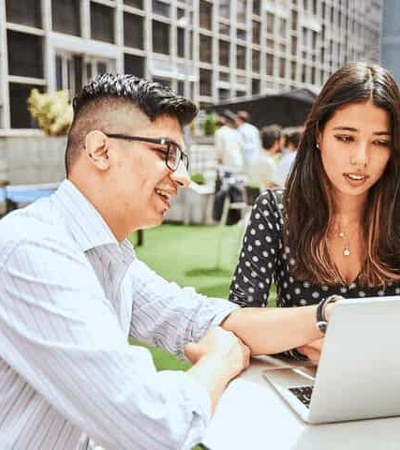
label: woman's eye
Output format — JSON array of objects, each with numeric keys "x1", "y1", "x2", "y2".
[
  {"x1": 374, "y1": 140, "x2": 390, "y2": 147},
  {"x1": 335, "y1": 135, "x2": 353, "y2": 143}
]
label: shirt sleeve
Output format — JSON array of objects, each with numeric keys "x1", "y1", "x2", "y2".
[
  {"x1": 127, "y1": 258, "x2": 239, "y2": 359},
  {"x1": 229, "y1": 191, "x2": 282, "y2": 307},
  {"x1": 0, "y1": 235, "x2": 230, "y2": 450}
]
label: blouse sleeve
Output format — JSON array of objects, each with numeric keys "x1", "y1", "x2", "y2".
[{"x1": 229, "y1": 190, "x2": 283, "y2": 307}]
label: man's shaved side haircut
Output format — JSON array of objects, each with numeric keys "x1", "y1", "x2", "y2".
[{"x1": 65, "y1": 73, "x2": 198, "y2": 175}]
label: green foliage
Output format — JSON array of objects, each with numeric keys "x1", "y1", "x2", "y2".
[
  {"x1": 190, "y1": 172, "x2": 206, "y2": 185},
  {"x1": 203, "y1": 113, "x2": 216, "y2": 136},
  {"x1": 27, "y1": 89, "x2": 73, "y2": 136}
]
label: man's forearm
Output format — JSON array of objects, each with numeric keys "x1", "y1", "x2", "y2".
[{"x1": 221, "y1": 305, "x2": 323, "y2": 355}]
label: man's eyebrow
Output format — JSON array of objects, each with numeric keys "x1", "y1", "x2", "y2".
[{"x1": 332, "y1": 126, "x2": 391, "y2": 136}]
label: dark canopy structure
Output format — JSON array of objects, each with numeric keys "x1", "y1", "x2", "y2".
[{"x1": 213, "y1": 88, "x2": 317, "y2": 129}]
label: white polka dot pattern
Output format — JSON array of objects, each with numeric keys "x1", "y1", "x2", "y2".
[{"x1": 229, "y1": 189, "x2": 400, "y2": 308}]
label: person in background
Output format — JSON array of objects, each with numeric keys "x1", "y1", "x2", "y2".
[
  {"x1": 229, "y1": 61, "x2": 400, "y2": 363},
  {"x1": 248, "y1": 123, "x2": 282, "y2": 191},
  {"x1": 235, "y1": 110, "x2": 261, "y2": 173},
  {"x1": 0, "y1": 73, "x2": 331, "y2": 450},
  {"x1": 275, "y1": 128, "x2": 302, "y2": 187},
  {"x1": 214, "y1": 109, "x2": 244, "y2": 177}
]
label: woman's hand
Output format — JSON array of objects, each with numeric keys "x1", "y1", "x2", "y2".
[{"x1": 296, "y1": 338, "x2": 324, "y2": 364}]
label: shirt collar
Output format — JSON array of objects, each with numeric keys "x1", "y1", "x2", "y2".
[{"x1": 52, "y1": 179, "x2": 128, "y2": 253}]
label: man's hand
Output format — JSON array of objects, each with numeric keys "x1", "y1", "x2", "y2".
[
  {"x1": 185, "y1": 326, "x2": 250, "y2": 379},
  {"x1": 296, "y1": 338, "x2": 324, "y2": 364},
  {"x1": 184, "y1": 327, "x2": 250, "y2": 413}
]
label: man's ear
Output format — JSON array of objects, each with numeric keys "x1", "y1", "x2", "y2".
[{"x1": 85, "y1": 130, "x2": 110, "y2": 171}]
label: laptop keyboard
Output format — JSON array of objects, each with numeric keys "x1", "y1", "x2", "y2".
[{"x1": 288, "y1": 386, "x2": 313, "y2": 408}]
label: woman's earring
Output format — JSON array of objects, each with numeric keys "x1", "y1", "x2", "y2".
[{"x1": 316, "y1": 143, "x2": 320, "y2": 149}]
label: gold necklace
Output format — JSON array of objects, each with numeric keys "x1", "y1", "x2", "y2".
[{"x1": 338, "y1": 227, "x2": 351, "y2": 257}]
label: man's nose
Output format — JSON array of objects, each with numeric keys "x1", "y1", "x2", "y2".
[{"x1": 171, "y1": 160, "x2": 190, "y2": 188}]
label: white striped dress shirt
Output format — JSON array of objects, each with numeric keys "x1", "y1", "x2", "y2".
[{"x1": 0, "y1": 180, "x2": 238, "y2": 450}]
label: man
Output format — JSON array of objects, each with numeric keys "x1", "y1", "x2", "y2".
[
  {"x1": 275, "y1": 128, "x2": 302, "y2": 187},
  {"x1": 248, "y1": 123, "x2": 283, "y2": 191},
  {"x1": 0, "y1": 74, "x2": 325, "y2": 449},
  {"x1": 214, "y1": 109, "x2": 244, "y2": 175},
  {"x1": 235, "y1": 110, "x2": 261, "y2": 171}
]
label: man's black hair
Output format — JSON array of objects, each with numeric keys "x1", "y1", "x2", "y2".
[{"x1": 73, "y1": 73, "x2": 198, "y2": 127}]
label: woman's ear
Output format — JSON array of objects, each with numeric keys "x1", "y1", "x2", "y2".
[{"x1": 85, "y1": 131, "x2": 110, "y2": 171}]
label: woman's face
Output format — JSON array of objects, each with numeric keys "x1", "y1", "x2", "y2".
[{"x1": 317, "y1": 100, "x2": 392, "y2": 199}]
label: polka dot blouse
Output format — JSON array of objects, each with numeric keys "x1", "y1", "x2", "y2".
[{"x1": 229, "y1": 189, "x2": 400, "y2": 308}]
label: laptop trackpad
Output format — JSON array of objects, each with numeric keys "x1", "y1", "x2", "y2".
[{"x1": 263, "y1": 366, "x2": 316, "y2": 388}]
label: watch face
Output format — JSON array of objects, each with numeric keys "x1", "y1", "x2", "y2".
[{"x1": 316, "y1": 321, "x2": 327, "y2": 334}]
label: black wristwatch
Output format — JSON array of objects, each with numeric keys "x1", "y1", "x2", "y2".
[{"x1": 316, "y1": 295, "x2": 341, "y2": 334}]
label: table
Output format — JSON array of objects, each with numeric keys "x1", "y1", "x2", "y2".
[{"x1": 202, "y1": 356, "x2": 400, "y2": 450}]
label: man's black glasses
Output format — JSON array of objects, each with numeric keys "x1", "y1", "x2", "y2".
[{"x1": 105, "y1": 133, "x2": 189, "y2": 172}]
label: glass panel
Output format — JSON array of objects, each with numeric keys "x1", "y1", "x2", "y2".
[
  {"x1": 124, "y1": 0, "x2": 143, "y2": 8},
  {"x1": 199, "y1": 0, "x2": 212, "y2": 30},
  {"x1": 253, "y1": 0, "x2": 261, "y2": 16},
  {"x1": 91, "y1": 3, "x2": 115, "y2": 43},
  {"x1": 8, "y1": 31, "x2": 43, "y2": 78},
  {"x1": 266, "y1": 53, "x2": 273, "y2": 76},
  {"x1": 252, "y1": 50, "x2": 260, "y2": 72},
  {"x1": 267, "y1": 12, "x2": 274, "y2": 34},
  {"x1": 219, "y1": 21, "x2": 230, "y2": 36},
  {"x1": 124, "y1": 54, "x2": 145, "y2": 77},
  {"x1": 177, "y1": 28, "x2": 185, "y2": 58},
  {"x1": 6, "y1": 0, "x2": 41, "y2": 28},
  {"x1": 252, "y1": 78, "x2": 260, "y2": 95},
  {"x1": 252, "y1": 20, "x2": 260, "y2": 44},
  {"x1": 219, "y1": 0, "x2": 230, "y2": 18},
  {"x1": 152, "y1": 20, "x2": 170, "y2": 54},
  {"x1": 199, "y1": 35, "x2": 212, "y2": 63},
  {"x1": 236, "y1": 0, "x2": 246, "y2": 24},
  {"x1": 237, "y1": 28, "x2": 246, "y2": 41},
  {"x1": 52, "y1": 0, "x2": 80, "y2": 36},
  {"x1": 55, "y1": 55, "x2": 63, "y2": 90},
  {"x1": 236, "y1": 45, "x2": 246, "y2": 70},
  {"x1": 177, "y1": 81, "x2": 184, "y2": 96},
  {"x1": 10, "y1": 83, "x2": 44, "y2": 128},
  {"x1": 152, "y1": 0, "x2": 170, "y2": 18},
  {"x1": 199, "y1": 69, "x2": 212, "y2": 96},
  {"x1": 124, "y1": 13, "x2": 144, "y2": 49},
  {"x1": 219, "y1": 40, "x2": 230, "y2": 66}
]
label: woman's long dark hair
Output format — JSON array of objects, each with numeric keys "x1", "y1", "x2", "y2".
[{"x1": 284, "y1": 62, "x2": 400, "y2": 286}]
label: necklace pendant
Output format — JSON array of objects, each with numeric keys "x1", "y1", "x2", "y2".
[{"x1": 343, "y1": 248, "x2": 351, "y2": 257}]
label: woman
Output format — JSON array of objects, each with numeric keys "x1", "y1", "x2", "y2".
[{"x1": 229, "y1": 62, "x2": 400, "y2": 360}]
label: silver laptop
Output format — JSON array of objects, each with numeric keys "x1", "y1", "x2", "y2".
[{"x1": 262, "y1": 295, "x2": 400, "y2": 424}]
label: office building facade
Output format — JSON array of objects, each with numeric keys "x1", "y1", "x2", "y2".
[{"x1": 0, "y1": 0, "x2": 383, "y2": 130}]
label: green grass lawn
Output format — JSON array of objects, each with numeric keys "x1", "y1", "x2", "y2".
[{"x1": 129, "y1": 223, "x2": 276, "y2": 370}]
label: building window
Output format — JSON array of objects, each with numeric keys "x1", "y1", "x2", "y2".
[
  {"x1": 252, "y1": 78, "x2": 260, "y2": 95},
  {"x1": 55, "y1": 53, "x2": 83, "y2": 93},
  {"x1": 253, "y1": 0, "x2": 261, "y2": 15},
  {"x1": 199, "y1": 1, "x2": 212, "y2": 30},
  {"x1": 124, "y1": 13, "x2": 144, "y2": 49},
  {"x1": 177, "y1": 28, "x2": 185, "y2": 57},
  {"x1": 266, "y1": 53, "x2": 273, "y2": 76},
  {"x1": 52, "y1": 0, "x2": 80, "y2": 36},
  {"x1": 9, "y1": 83, "x2": 43, "y2": 128},
  {"x1": 252, "y1": 21, "x2": 260, "y2": 44},
  {"x1": 199, "y1": 35, "x2": 212, "y2": 63},
  {"x1": 252, "y1": 50, "x2": 260, "y2": 73},
  {"x1": 124, "y1": 54, "x2": 145, "y2": 78},
  {"x1": 152, "y1": 20, "x2": 170, "y2": 54},
  {"x1": 8, "y1": 31, "x2": 43, "y2": 78},
  {"x1": 219, "y1": 0, "x2": 230, "y2": 19},
  {"x1": 152, "y1": 0, "x2": 170, "y2": 18},
  {"x1": 267, "y1": 12, "x2": 274, "y2": 34},
  {"x1": 237, "y1": 0, "x2": 246, "y2": 25},
  {"x1": 219, "y1": 40, "x2": 230, "y2": 67},
  {"x1": 91, "y1": 3, "x2": 115, "y2": 43},
  {"x1": 6, "y1": 0, "x2": 42, "y2": 28},
  {"x1": 236, "y1": 45, "x2": 246, "y2": 70},
  {"x1": 124, "y1": 0, "x2": 143, "y2": 8},
  {"x1": 199, "y1": 69, "x2": 212, "y2": 96}
]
